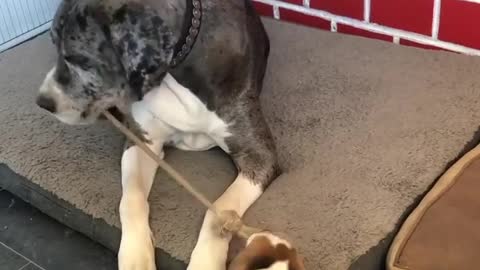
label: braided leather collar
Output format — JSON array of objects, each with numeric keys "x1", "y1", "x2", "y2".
[{"x1": 170, "y1": 0, "x2": 202, "y2": 67}]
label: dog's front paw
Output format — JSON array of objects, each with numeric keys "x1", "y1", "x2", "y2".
[
  {"x1": 187, "y1": 234, "x2": 229, "y2": 270},
  {"x1": 118, "y1": 227, "x2": 156, "y2": 270}
]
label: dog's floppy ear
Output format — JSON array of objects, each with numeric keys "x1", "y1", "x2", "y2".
[
  {"x1": 108, "y1": 3, "x2": 176, "y2": 99},
  {"x1": 50, "y1": 0, "x2": 75, "y2": 47}
]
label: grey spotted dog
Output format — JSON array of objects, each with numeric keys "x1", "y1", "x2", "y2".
[{"x1": 36, "y1": 0, "x2": 280, "y2": 269}]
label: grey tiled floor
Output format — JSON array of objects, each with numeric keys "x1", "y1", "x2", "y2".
[
  {"x1": 0, "y1": 190, "x2": 117, "y2": 270},
  {"x1": 19, "y1": 264, "x2": 44, "y2": 270},
  {"x1": 0, "y1": 242, "x2": 45, "y2": 270}
]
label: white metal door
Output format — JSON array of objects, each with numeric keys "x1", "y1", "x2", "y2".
[{"x1": 0, "y1": 0, "x2": 60, "y2": 52}]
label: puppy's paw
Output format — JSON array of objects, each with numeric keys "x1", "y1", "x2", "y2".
[{"x1": 118, "y1": 227, "x2": 156, "y2": 270}]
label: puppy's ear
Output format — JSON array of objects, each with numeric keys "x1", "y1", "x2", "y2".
[{"x1": 109, "y1": 3, "x2": 176, "y2": 99}]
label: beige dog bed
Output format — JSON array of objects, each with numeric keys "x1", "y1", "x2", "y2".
[
  {"x1": 6, "y1": 18, "x2": 480, "y2": 269},
  {"x1": 387, "y1": 143, "x2": 480, "y2": 270}
]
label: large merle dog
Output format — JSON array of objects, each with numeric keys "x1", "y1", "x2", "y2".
[{"x1": 36, "y1": 0, "x2": 280, "y2": 269}]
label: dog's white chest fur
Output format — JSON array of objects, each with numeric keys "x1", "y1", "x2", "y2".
[{"x1": 130, "y1": 73, "x2": 231, "y2": 152}]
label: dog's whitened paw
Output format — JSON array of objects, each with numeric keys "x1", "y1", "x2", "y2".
[
  {"x1": 187, "y1": 235, "x2": 229, "y2": 270},
  {"x1": 118, "y1": 228, "x2": 156, "y2": 270}
]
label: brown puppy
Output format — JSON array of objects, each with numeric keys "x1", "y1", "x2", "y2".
[{"x1": 229, "y1": 232, "x2": 305, "y2": 270}]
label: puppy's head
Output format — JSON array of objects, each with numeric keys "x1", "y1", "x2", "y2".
[
  {"x1": 37, "y1": 1, "x2": 175, "y2": 125},
  {"x1": 229, "y1": 232, "x2": 305, "y2": 270}
]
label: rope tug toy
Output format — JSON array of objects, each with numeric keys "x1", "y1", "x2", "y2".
[{"x1": 102, "y1": 110, "x2": 264, "y2": 239}]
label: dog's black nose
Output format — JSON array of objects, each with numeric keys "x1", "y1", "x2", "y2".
[{"x1": 36, "y1": 95, "x2": 56, "y2": 113}]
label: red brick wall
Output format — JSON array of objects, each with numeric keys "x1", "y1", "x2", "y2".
[{"x1": 253, "y1": 0, "x2": 480, "y2": 55}]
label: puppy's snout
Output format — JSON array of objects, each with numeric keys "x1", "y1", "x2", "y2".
[{"x1": 36, "y1": 95, "x2": 57, "y2": 113}]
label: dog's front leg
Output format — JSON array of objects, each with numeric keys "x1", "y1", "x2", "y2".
[
  {"x1": 187, "y1": 173, "x2": 266, "y2": 270},
  {"x1": 118, "y1": 139, "x2": 164, "y2": 270},
  {"x1": 188, "y1": 100, "x2": 280, "y2": 270}
]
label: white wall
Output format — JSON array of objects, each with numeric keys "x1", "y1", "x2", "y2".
[{"x1": 0, "y1": 0, "x2": 60, "y2": 52}]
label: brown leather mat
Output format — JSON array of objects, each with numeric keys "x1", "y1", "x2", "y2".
[{"x1": 387, "y1": 144, "x2": 480, "y2": 270}]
